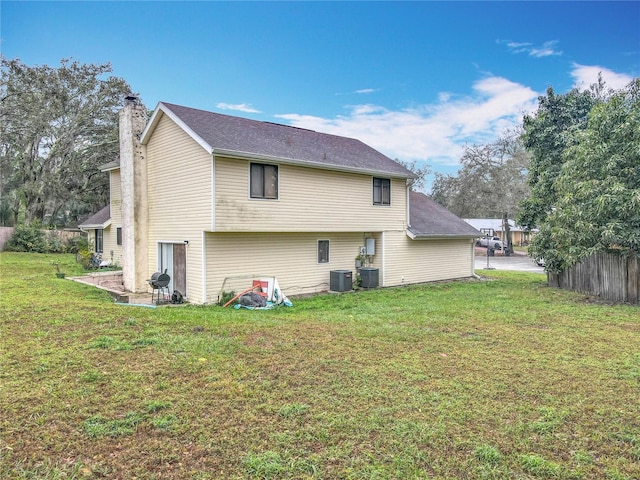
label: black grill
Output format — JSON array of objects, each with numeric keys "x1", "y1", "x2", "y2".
[
  {"x1": 148, "y1": 270, "x2": 170, "y2": 304},
  {"x1": 149, "y1": 270, "x2": 170, "y2": 288}
]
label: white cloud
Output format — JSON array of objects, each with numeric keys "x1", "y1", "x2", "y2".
[
  {"x1": 502, "y1": 39, "x2": 562, "y2": 57},
  {"x1": 570, "y1": 63, "x2": 635, "y2": 90},
  {"x1": 216, "y1": 102, "x2": 261, "y2": 113},
  {"x1": 530, "y1": 41, "x2": 563, "y2": 58},
  {"x1": 506, "y1": 41, "x2": 532, "y2": 54},
  {"x1": 355, "y1": 88, "x2": 377, "y2": 94},
  {"x1": 276, "y1": 76, "x2": 539, "y2": 169}
]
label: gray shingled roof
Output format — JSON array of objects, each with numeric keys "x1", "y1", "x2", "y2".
[
  {"x1": 79, "y1": 206, "x2": 111, "y2": 228},
  {"x1": 154, "y1": 102, "x2": 415, "y2": 178},
  {"x1": 408, "y1": 192, "x2": 481, "y2": 238}
]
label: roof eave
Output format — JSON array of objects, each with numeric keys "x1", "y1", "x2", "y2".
[
  {"x1": 212, "y1": 148, "x2": 414, "y2": 179},
  {"x1": 407, "y1": 230, "x2": 479, "y2": 240},
  {"x1": 100, "y1": 162, "x2": 120, "y2": 172},
  {"x1": 79, "y1": 218, "x2": 112, "y2": 230}
]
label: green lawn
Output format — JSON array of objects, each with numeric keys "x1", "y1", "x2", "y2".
[{"x1": 1, "y1": 253, "x2": 638, "y2": 479}]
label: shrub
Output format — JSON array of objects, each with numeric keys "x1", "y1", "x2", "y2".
[
  {"x1": 66, "y1": 235, "x2": 89, "y2": 254},
  {"x1": 44, "y1": 232, "x2": 66, "y2": 253},
  {"x1": 4, "y1": 225, "x2": 76, "y2": 253},
  {"x1": 77, "y1": 249, "x2": 93, "y2": 269},
  {"x1": 4, "y1": 224, "x2": 48, "y2": 252}
]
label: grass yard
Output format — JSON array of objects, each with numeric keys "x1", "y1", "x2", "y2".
[{"x1": 1, "y1": 253, "x2": 639, "y2": 479}]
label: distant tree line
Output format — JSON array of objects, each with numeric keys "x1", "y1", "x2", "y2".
[{"x1": 0, "y1": 57, "x2": 133, "y2": 227}]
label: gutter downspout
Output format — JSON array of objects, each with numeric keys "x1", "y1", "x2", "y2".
[{"x1": 406, "y1": 182, "x2": 411, "y2": 229}]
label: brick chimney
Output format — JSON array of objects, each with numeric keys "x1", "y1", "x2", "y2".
[{"x1": 119, "y1": 96, "x2": 149, "y2": 292}]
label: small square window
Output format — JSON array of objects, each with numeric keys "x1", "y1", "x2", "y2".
[
  {"x1": 116, "y1": 227, "x2": 122, "y2": 246},
  {"x1": 373, "y1": 177, "x2": 391, "y2": 205},
  {"x1": 318, "y1": 240, "x2": 329, "y2": 263}
]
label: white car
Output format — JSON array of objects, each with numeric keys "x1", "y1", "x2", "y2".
[{"x1": 476, "y1": 236, "x2": 503, "y2": 250}]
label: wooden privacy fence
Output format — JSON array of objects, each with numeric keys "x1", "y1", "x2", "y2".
[{"x1": 548, "y1": 252, "x2": 640, "y2": 305}]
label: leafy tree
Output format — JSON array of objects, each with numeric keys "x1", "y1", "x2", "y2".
[
  {"x1": 517, "y1": 83, "x2": 603, "y2": 232},
  {"x1": 430, "y1": 130, "x2": 530, "y2": 219},
  {"x1": 528, "y1": 79, "x2": 640, "y2": 272},
  {"x1": 0, "y1": 57, "x2": 133, "y2": 226}
]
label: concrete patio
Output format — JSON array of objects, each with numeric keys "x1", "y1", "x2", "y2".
[{"x1": 69, "y1": 270, "x2": 159, "y2": 305}]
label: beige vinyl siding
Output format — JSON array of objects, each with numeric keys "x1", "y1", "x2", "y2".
[
  {"x1": 110, "y1": 170, "x2": 122, "y2": 225},
  {"x1": 104, "y1": 170, "x2": 122, "y2": 265},
  {"x1": 146, "y1": 113, "x2": 213, "y2": 302},
  {"x1": 383, "y1": 231, "x2": 475, "y2": 286},
  {"x1": 205, "y1": 232, "x2": 370, "y2": 303},
  {"x1": 102, "y1": 226, "x2": 120, "y2": 265},
  {"x1": 214, "y1": 157, "x2": 407, "y2": 232}
]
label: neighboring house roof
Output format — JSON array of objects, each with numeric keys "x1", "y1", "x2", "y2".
[
  {"x1": 408, "y1": 192, "x2": 481, "y2": 239},
  {"x1": 141, "y1": 102, "x2": 416, "y2": 179},
  {"x1": 463, "y1": 218, "x2": 527, "y2": 233},
  {"x1": 79, "y1": 206, "x2": 111, "y2": 229}
]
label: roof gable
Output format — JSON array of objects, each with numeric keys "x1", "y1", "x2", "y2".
[
  {"x1": 141, "y1": 102, "x2": 415, "y2": 178},
  {"x1": 408, "y1": 192, "x2": 480, "y2": 238}
]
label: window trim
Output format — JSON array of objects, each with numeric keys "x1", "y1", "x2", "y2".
[
  {"x1": 373, "y1": 177, "x2": 391, "y2": 206},
  {"x1": 317, "y1": 239, "x2": 330, "y2": 264},
  {"x1": 250, "y1": 162, "x2": 279, "y2": 200}
]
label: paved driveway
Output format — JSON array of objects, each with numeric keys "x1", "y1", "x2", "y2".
[{"x1": 475, "y1": 254, "x2": 545, "y2": 273}]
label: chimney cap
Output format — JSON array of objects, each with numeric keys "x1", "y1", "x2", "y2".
[{"x1": 125, "y1": 94, "x2": 140, "y2": 104}]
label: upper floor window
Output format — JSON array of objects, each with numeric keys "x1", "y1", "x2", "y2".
[
  {"x1": 250, "y1": 163, "x2": 278, "y2": 199},
  {"x1": 373, "y1": 177, "x2": 391, "y2": 205}
]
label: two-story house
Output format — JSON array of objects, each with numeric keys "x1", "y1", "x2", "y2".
[{"x1": 81, "y1": 98, "x2": 480, "y2": 304}]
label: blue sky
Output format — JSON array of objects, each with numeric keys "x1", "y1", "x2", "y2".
[{"x1": 2, "y1": 1, "x2": 639, "y2": 190}]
